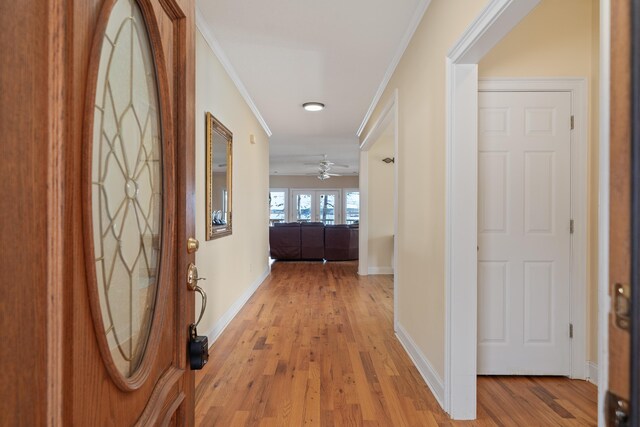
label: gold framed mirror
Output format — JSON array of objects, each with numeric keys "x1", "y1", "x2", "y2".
[{"x1": 205, "y1": 112, "x2": 232, "y2": 240}]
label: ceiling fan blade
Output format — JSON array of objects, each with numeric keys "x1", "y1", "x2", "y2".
[{"x1": 300, "y1": 154, "x2": 351, "y2": 174}]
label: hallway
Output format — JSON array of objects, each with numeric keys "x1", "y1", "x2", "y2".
[{"x1": 194, "y1": 262, "x2": 596, "y2": 426}]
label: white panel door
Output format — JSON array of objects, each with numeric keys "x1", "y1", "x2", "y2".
[{"x1": 477, "y1": 91, "x2": 572, "y2": 375}]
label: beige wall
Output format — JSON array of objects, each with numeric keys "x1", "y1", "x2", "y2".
[
  {"x1": 479, "y1": 0, "x2": 600, "y2": 363},
  {"x1": 368, "y1": 131, "x2": 395, "y2": 271},
  {"x1": 360, "y1": 0, "x2": 491, "y2": 378},
  {"x1": 270, "y1": 175, "x2": 359, "y2": 189},
  {"x1": 195, "y1": 31, "x2": 270, "y2": 336},
  {"x1": 360, "y1": 0, "x2": 599, "y2": 379}
]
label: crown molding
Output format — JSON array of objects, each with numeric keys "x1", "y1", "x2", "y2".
[
  {"x1": 195, "y1": 7, "x2": 273, "y2": 137},
  {"x1": 447, "y1": 0, "x2": 539, "y2": 64},
  {"x1": 356, "y1": 0, "x2": 432, "y2": 137}
]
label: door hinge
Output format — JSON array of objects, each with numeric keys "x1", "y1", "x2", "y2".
[
  {"x1": 569, "y1": 323, "x2": 573, "y2": 338},
  {"x1": 570, "y1": 219, "x2": 574, "y2": 234},
  {"x1": 570, "y1": 115, "x2": 575, "y2": 130}
]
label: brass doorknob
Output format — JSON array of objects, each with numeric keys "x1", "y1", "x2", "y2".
[{"x1": 187, "y1": 237, "x2": 199, "y2": 253}]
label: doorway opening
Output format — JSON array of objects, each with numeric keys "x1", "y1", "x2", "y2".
[{"x1": 359, "y1": 90, "x2": 399, "y2": 326}]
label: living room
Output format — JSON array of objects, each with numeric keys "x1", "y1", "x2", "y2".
[{"x1": 269, "y1": 174, "x2": 360, "y2": 262}]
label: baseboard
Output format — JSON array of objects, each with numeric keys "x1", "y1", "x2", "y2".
[
  {"x1": 396, "y1": 322, "x2": 445, "y2": 407},
  {"x1": 586, "y1": 361, "x2": 598, "y2": 385},
  {"x1": 368, "y1": 266, "x2": 394, "y2": 275},
  {"x1": 205, "y1": 265, "x2": 270, "y2": 346}
]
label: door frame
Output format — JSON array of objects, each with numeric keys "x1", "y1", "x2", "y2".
[
  {"x1": 444, "y1": 0, "x2": 550, "y2": 418},
  {"x1": 477, "y1": 79, "x2": 589, "y2": 379},
  {"x1": 597, "y1": 2, "x2": 610, "y2": 425}
]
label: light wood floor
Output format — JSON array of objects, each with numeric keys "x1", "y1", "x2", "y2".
[{"x1": 195, "y1": 261, "x2": 597, "y2": 426}]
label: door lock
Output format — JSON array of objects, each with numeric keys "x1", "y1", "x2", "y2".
[
  {"x1": 187, "y1": 263, "x2": 205, "y2": 290},
  {"x1": 187, "y1": 237, "x2": 199, "y2": 254},
  {"x1": 613, "y1": 283, "x2": 631, "y2": 330}
]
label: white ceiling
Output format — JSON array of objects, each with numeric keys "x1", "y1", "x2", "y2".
[{"x1": 197, "y1": 0, "x2": 427, "y2": 176}]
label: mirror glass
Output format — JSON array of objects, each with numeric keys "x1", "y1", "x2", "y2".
[
  {"x1": 206, "y1": 113, "x2": 232, "y2": 239},
  {"x1": 90, "y1": 0, "x2": 162, "y2": 378}
]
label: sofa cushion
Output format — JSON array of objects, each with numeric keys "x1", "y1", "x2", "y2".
[
  {"x1": 269, "y1": 223, "x2": 301, "y2": 259},
  {"x1": 300, "y1": 222, "x2": 325, "y2": 260},
  {"x1": 324, "y1": 225, "x2": 358, "y2": 261}
]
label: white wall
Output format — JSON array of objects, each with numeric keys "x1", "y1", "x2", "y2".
[{"x1": 195, "y1": 30, "x2": 270, "y2": 341}]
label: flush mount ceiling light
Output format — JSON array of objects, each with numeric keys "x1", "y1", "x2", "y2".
[{"x1": 303, "y1": 102, "x2": 325, "y2": 112}]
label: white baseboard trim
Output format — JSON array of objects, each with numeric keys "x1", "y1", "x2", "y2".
[
  {"x1": 586, "y1": 361, "x2": 598, "y2": 386},
  {"x1": 368, "y1": 266, "x2": 394, "y2": 275},
  {"x1": 396, "y1": 322, "x2": 445, "y2": 408},
  {"x1": 205, "y1": 265, "x2": 270, "y2": 346}
]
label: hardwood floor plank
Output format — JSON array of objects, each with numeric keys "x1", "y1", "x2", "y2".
[
  {"x1": 195, "y1": 261, "x2": 597, "y2": 426},
  {"x1": 229, "y1": 411, "x2": 250, "y2": 427}
]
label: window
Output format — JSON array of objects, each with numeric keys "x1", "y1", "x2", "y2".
[
  {"x1": 344, "y1": 189, "x2": 360, "y2": 224},
  {"x1": 318, "y1": 193, "x2": 336, "y2": 224},
  {"x1": 270, "y1": 188, "x2": 357, "y2": 225},
  {"x1": 269, "y1": 189, "x2": 288, "y2": 225},
  {"x1": 290, "y1": 189, "x2": 341, "y2": 224}
]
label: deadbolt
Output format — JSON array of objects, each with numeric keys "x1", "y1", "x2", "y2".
[
  {"x1": 187, "y1": 263, "x2": 206, "y2": 291},
  {"x1": 613, "y1": 283, "x2": 631, "y2": 330},
  {"x1": 187, "y1": 237, "x2": 199, "y2": 254}
]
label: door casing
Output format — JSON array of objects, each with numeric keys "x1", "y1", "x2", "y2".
[{"x1": 444, "y1": 2, "x2": 543, "y2": 418}]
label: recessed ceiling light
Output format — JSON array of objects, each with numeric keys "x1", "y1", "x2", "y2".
[{"x1": 303, "y1": 102, "x2": 325, "y2": 112}]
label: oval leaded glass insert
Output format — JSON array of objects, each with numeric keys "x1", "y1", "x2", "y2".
[{"x1": 91, "y1": 0, "x2": 163, "y2": 378}]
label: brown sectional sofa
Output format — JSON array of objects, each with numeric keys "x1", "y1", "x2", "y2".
[
  {"x1": 268, "y1": 222, "x2": 301, "y2": 259},
  {"x1": 269, "y1": 222, "x2": 358, "y2": 261},
  {"x1": 300, "y1": 222, "x2": 325, "y2": 260},
  {"x1": 324, "y1": 225, "x2": 359, "y2": 261}
]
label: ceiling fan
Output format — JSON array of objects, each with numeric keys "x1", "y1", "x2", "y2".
[
  {"x1": 304, "y1": 154, "x2": 349, "y2": 169},
  {"x1": 316, "y1": 169, "x2": 341, "y2": 180},
  {"x1": 306, "y1": 165, "x2": 343, "y2": 180},
  {"x1": 304, "y1": 155, "x2": 349, "y2": 180}
]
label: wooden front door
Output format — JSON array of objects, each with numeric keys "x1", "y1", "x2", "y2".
[
  {"x1": 68, "y1": 0, "x2": 196, "y2": 424},
  {"x1": 0, "y1": 0, "x2": 195, "y2": 424},
  {"x1": 607, "y1": 0, "x2": 636, "y2": 424}
]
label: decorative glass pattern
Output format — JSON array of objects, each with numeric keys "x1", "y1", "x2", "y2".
[{"x1": 91, "y1": 0, "x2": 163, "y2": 378}]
